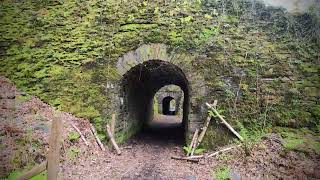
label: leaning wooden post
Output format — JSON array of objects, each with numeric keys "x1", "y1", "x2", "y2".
[
  {"x1": 187, "y1": 129, "x2": 199, "y2": 156},
  {"x1": 206, "y1": 103, "x2": 244, "y2": 141},
  {"x1": 47, "y1": 115, "x2": 63, "y2": 180},
  {"x1": 71, "y1": 123, "x2": 89, "y2": 146},
  {"x1": 106, "y1": 124, "x2": 121, "y2": 155},
  {"x1": 197, "y1": 100, "x2": 218, "y2": 145},
  {"x1": 111, "y1": 114, "x2": 116, "y2": 135},
  {"x1": 90, "y1": 123, "x2": 105, "y2": 151}
]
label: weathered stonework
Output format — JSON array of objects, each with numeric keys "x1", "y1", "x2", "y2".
[{"x1": 114, "y1": 43, "x2": 208, "y2": 142}]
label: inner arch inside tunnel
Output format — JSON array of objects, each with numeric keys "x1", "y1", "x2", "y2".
[
  {"x1": 119, "y1": 60, "x2": 190, "y2": 141},
  {"x1": 162, "y1": 96, "x2": 176, "y2": 115}
]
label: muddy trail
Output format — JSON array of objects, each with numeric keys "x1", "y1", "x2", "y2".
[{"x1": 1, "y1": 76, "x2": 320, "y2": 179}]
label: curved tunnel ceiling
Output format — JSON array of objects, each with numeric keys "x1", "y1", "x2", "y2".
[{"x1": 122, "y1": 60, "x2": 189, "y2": 96}]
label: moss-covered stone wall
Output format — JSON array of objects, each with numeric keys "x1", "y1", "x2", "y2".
[{"x1": 0, "y1": 0, "x2": 319, "y2": 147}]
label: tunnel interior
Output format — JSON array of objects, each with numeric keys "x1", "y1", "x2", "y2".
[
  {"x1": 162, "y1": 96, "x2": 176, "y2": 115},
  {"x1": 120, "y1": 60, "x2": 189, "y2": 142}
]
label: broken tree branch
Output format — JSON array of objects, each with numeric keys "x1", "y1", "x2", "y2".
[
  {"x1": 207, "y1": 144, "x2": 241, "y2": 158},
  {"x1": 18, "y1": 161, "x2": 47, "y2": 180},
  {"x1": 206, "y1": 103, "x2": 244, "y2": 142},
  {"x1": 71, "y1": 123, "x2": 89, "y2": 146},
  {"x1": 90, "y1": 123, "x2": 105, "y2": 151},
  {"x1": 106, "y1": 124, "x2": 121, "y2": 155}
]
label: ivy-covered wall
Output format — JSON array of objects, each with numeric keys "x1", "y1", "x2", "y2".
[{"x1": 0, "y1": 0, "x2": 319, "y2": 146}]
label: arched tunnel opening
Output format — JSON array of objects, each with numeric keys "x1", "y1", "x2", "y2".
[
  {"x1": 120, "y1": 60, "x2": 189, "y2": 144},
  {"x1": 162, "y1": 96, "x2": 176, "y2": 115}
]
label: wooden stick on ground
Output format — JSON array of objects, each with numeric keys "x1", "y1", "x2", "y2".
[
  {"x1": 18, "y1": 161, "x2": 47, "y2": 180},
  {"x1": 187, "y1": 129, "x2": 199, "y2": 156},
  {"x1": 171, "y1": 156, "x2": 199, "y2": 163},
  {"x1": 111, "y1": 114, "x2": 116, "y2": 135},
  {"x1": 47, "y1": 116, "x2": 63, "y2": 180},
  {"x1": 71, "y1": 123, "x2": 89, "y2": 146},
  {"x1": 206, "y1": 103, "x2": 244, "y2": 142},
  {"x1": 207, "y1": 144, "x2": 241, "y2": 158},
  {"x1": 90, "y1": 123, "x2": 105, "y2": 151},
  {"x1": 106, "y1": 124, "x2": 121, "y2": 155}
]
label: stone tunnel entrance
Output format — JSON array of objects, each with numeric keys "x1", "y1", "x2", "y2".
[{"x1": 119, "y1": 60, "x2": 189, "y2": 143}]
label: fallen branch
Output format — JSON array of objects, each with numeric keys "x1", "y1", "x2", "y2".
[
  {"x1": 90, "y1": 123, "x2": 105, "y2": 151},
  {"x1": 207, "y1": 144, "x2": 241, "y2": 158},
  {"x1": 71, "y1": 123, "x2": 89, "y2": 146},
  {"x1": 106, "y1": 124, "x2": 121, "y2": 155},
  {"x1": 171, "y1": 156, "x2": 199, "y2": 163},
  {"x1": 18, "y1": 161, "x2": 47, "y2": 180},
  {"x1": 206, "y1": 103, "x2": 244, "y2": 142},
  {"x1": 188, "y1": 155, "x2": 204, "y2": 159}
]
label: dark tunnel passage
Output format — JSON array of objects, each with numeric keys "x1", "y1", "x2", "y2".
[
  {"x1": 120, "y1": 60, "x2": 189, "y2": 143},
  {"x1": 162, "y1": 96, "x2": 176, "y2": 115}
]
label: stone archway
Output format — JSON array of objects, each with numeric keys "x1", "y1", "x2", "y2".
[{"x1": 114, "y1": 44, "x2": 208, "y2": 142}]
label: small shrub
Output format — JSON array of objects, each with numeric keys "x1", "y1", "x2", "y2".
[{"x1": 237, "y1": 121, "x2": 268, "y2": 156}]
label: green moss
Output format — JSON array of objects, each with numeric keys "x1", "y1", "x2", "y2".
[
  {"x1": 275, "y1": 127, "x2": 320, "y2": 156},
  {"x1": 201, "y1": 120, "x2": 235, "y2": 150},
  {"x1": 16, "y1": 95, "x2": 32, "y2": 103}
]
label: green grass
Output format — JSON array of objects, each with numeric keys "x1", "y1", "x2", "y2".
[
  {"x1": 5, "y1": 170, "x2": 46, "y2": 180},
  {"x1": 213, "y1": 166, "x2": 231, "y2": 180},
  {"x1": 284, "y1": 138, "x2": 304, "y2": 151},
  {"x1": 15, "y1": 95, "x2": 32, "y2": 103}
]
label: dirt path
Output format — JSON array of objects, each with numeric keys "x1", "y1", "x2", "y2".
[{"x1": 61, "y1": 115, "x2": 206, "y2": 179}]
